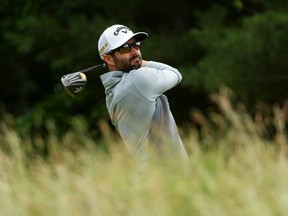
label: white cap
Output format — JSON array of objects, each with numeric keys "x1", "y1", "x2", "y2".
[{"x1": 98, "y1": 24, "x2": 148, "y2": 59}]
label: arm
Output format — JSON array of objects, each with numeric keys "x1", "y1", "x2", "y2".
[
  {"x1": 132, "y1": 60, "x2": 182, "y2": 99},
  {"x1": 144, "y1": 61, "x2": 182, "y2": 85}
]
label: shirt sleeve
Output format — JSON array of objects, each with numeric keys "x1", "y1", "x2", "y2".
[{"x1": 131, "y1": 61, "x2": 182, "y2": 100}]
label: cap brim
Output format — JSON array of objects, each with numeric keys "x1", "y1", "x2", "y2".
[{"x1": 133, "y1": 32, "x2": 148, "y2": 42}]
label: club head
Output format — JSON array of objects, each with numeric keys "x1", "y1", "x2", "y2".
[{"x1": 61, "y1": 72, "x2": 87, "y2": 97}]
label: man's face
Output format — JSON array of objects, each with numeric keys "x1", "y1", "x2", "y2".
[{"x1": 110, "y1": 38, "x2": 143, "y2": 72}]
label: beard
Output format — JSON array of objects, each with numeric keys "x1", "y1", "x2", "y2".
[{"x1": 113, "y1": 54, "x2": 142, "y2": 72}]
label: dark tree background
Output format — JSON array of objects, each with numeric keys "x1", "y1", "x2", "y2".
[{"x1": 1, "y1": 0, "x2": 288, "y2": 139}]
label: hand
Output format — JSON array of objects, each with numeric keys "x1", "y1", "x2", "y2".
[{"x1": 142, "y1": 60, "x2": 148, "y2": 67}]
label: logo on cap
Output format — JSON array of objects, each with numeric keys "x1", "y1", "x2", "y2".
[
  {"x1": 113, "y1": 26, "x2": 131, "y2": 36},
  {"x1": 99, "y1": 42, "x2": 108, "y2": 55}
]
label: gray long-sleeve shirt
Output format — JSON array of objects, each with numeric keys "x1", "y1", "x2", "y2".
[{"x1": 100, "y1": 61, "x2": 187, "y2": 160}]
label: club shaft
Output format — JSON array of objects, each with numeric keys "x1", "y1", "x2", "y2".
[{"x1": 76, "y1": 63, "x2": 106, "y2": 74}]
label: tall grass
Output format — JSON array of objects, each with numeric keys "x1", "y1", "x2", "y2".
[{"x1": 1, "y1": 88, "x2": 288, "y2": 216}]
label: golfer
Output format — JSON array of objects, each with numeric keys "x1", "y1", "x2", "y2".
[{"x1": 98, "y1": 24, "x2": 188, "y2": 162}]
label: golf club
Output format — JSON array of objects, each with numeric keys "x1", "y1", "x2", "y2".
[{"x1": 61, "y1": 63, "x2": 106, "y2": 97}]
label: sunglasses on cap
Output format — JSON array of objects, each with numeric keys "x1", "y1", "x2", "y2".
[{"x1": 111, "y1": 41, "x2": 141, "y2": 54}]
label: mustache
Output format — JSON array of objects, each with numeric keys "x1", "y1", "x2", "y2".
[{"x1": 129, "y1": 54, "x2": 141, "y2": 62}]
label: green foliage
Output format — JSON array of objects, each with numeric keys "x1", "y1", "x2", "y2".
[
  {"x1": 1, "y1": 0, "x2": 288, "y2": 137},
  {"x1": 182, "y1": 7, "x2": 288, "y2": 106}
]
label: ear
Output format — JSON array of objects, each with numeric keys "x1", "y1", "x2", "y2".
[{"x1": 103, "y1": 54, "x2": 115, "y2": 66}]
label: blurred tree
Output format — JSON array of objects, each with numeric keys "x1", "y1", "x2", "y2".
[
  {"x1": 182, "y1": 7, "x2": 288, "y2": 107},
  {"x1": 1, "y1": 0, "x2": 287, "y2": 136}
]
